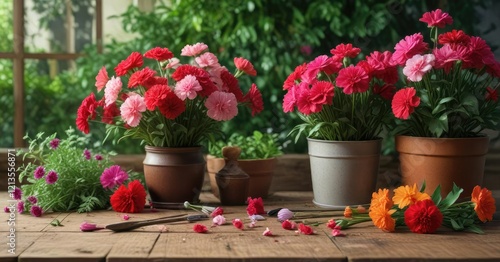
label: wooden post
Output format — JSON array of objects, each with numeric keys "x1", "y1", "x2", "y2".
[{"x1": 13, "y1": 0, "x2": 24, "y2": 148}]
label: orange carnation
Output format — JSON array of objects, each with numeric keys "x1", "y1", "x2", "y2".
[
  {"x1": 370, "y1": 188, "x2": 393, "y2": 211},
  {"x1": 369, "y1": 204, "x2": 396, "y2": 232},
  {"x1": 393, "y1": 184, "x2": 430, "y2": 209},
  {"x1": 344, "y1": 206, "x2": 353, "y2": 218},
  {"x1": 471, "y1": 186, "x2": 496, "y2": 222}
]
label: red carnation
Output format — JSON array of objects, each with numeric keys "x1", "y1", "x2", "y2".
[
  {"x1": 210, "y1": 206, "x2": 224, "y2": 218},
  {"x1": 391, "y1": 87, "x2": 420, "y2": 119},
  {"x1": 438, "y1": 30, "x2": 470, "y2": 50},
  {"x1": 220, "y1": 69, "x2": 244, "y2": 101},
  {"x1": 110, "y1": 180, "x2": 147, "y2": 213},
  {"x1": 309, "y1": 81, "x2": 334, "y2": 106},
  {"x1": 330, "y1": 43, "x2": 361, "y2": 60},
  {"x1": 144, "y1": 47, "x2": 174, "y2": 61},
  {"x1": 102, "y1": 102, "x2": 120, "y2": 124},
  {"x1": 172, "y1": 65, "x2": 218, "y2": 97},
  {"x1": 144, "y1": 84, "x2": 171, "y2": 111},
  {"x1": 404, "y1": 199, "x2": 443, "y2": 234},
  {"x1": 193, "y1": 223, "x2": 208, "y2": 233},
  {"x1": 158, "y1": 91, "x2": 186, "y2": 119},
  {"x1": 419, "y1": 9, "x2": 453, "y2": 28},
  {"x1": 281, "y1": 219, "x2": 296, "y2": 230},
  {"x1": 144, "y1": 76, "x2": 168, "y2": 89},
  {"x1": 114, "y1": 52, "x2": 144, "y2": 76},
  {"x1": 246, "y1": 197, "x2": 265, "y2": 216},
  {"x1": 283, "y1": 63, "x2": 307, "y2": 90},
  {"x1": 232, "y1": 218, "x2": 244, "y2": 230},
  {"x1": 76, "y1": 93, "x2": 98, "y2": 134},
  {"x1": 234, "y1": 57, "x2": 257, "y2": 76},
  {"x1": 297, "y1": 223, "x2": 314, "y2": 235},
  {"x1": 128, "y1": 67, "x2": 156, "y2": 88},
  {"x1": 243, "y1": 83, "x2": 264, "y2": 116}
]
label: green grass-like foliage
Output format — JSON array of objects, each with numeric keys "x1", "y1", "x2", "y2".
[
  {"x1": 18, "y1": 128, "x2": 142, "y2": 213},
  {"x1": 208, "y1": 131, "x2": 283, "y2": 159}
]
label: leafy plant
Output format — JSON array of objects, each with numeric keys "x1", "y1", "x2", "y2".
[
  {"x1": 208, "y1": 131, "x2": 283, "y2": 159},
  {"x1": 17, "y1": 128, "x2": 143, "y2": 213}
]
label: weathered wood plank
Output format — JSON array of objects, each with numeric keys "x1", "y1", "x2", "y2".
[
  {"x1": 18, "y1": 232, "x2": 117, "y2": 262},
  {"x1": 149, "y1": 232, "x2": 345, "y2": 262},
  {"x1": 0, "y1": 232, "x2": 42, "y2": 262},
  {"x1": 106, "y1": 232, "x2": 160, "y2": 262}
]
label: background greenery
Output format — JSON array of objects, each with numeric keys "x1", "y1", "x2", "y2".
[{"x1": 1, "y1": 0, "x2": 496, "y2": 154}]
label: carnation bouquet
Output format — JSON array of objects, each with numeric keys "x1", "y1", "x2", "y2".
[
  {"x1": 76, "y1": 43, "x2": 263, "y2": 147},
  {"x1": 391, "y1": 9, "x2": 500, "y2": 137},
  {"x1": 334, "y1": 183, "x2": 496, "y2": 234},
  {"x1": 282, "y1": 43, "x2": 397, "y2": 141}
]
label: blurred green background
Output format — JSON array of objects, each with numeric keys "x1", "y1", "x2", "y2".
[{"x1": 1, "y1": 0, "x2": 497, "y2": 154}]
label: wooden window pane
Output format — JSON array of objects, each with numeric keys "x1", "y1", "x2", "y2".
[{"x1": 0, "y1": 59, "x2": 14, "y2": 147}]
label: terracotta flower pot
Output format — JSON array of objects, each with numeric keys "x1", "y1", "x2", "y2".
[
  {"x1": 396, "y1": 135, "x2": 489, "y2": 198},
  {"x1": 307, "y1": 138, "x2": 382, "y2": 209},
  {"x1": 143, "y1": 146, "x2": 205, "y2": 209},
  {"x1": 207, "y1": 156, "x2": 277, "y2": 198}
]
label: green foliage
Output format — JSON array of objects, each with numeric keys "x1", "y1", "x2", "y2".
[
  {"x1": 17, "y1": 128, "x2": 143, "y2": 213},
  {"x1": 208, "y1": 131, "x2": 282, "y2": 159}
]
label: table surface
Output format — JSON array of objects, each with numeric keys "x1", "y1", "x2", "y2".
[{"x1": 1, "y1": 190, "x2": 499, "y2": 262}]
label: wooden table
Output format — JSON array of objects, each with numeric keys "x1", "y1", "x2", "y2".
[{"x1": 1, "y1": 191, "x2": 500, "y2": 262}]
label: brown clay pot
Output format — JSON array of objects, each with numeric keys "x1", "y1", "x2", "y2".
[
  {"x1": 207, "y1": 156, "x2": 277, "y2": 198},
  {"x1": 216, "y1": 173, "x2": 250, "y2": 206},
  {"x1": 396, "y1": 135, "x2": 489, "y2": 198},
  {"x1": 143, "y1": 146, "x2": 205, "y2": 208}
]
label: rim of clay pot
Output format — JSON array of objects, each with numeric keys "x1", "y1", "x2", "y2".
[
  {"x1": 395, "y1": 135, "x2": 490, "y2": 156},
  {"x1": 306, "y1": 137, "x2": 382, "y2": 144},
  {"x1": 206, "y1": 154, "x2": 277, "y2": 162},
  {"x1": 145, "y1": 145, "x2": 202, "y2": 153}
]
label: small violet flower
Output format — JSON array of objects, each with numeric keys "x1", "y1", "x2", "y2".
[
  {"x1": 17, "y1": 201, "x2": 25, "y2": 214},
  {"x1": 30, "y1": 205, "x2": 43, "y2": 217},
  {"x1": 33, "y1": 166, "x2": 45, "y2": 179},
  {"x1": 122, "y1": 214, "x2": 130, "y2": 220},
  {"x1": 100, "y1": 165, "x2": 129, "y2": 190},
  {"x1": 277, "y1": 208, "x2": 294, "y2": 222},
  {"x1": 45, "y1": 170, "x2": 59, "y2": 184},
  {"x1": 27, "y1": 196, "x2": 38, "y2": 205},
  {"x1": 4, "y1": 206, "x2": 10, "y2": 213},
  {"x1": 212, "y1": 215, "x2": 226, "y2": 226},
  {"x1": 80, "y1": 222, "x2": 104, "y2": 232},
  {"x1": 83, "y1": 149, "x2": 91, "y2": 160},
  {"x1": 12, "y1": 187, "x2": 22, "y2": 200},
  {"x1": 49, "y1": 138, "x2": 60, "y2": 149},
  {"x1": 94, "y1": 154, "x2": 103, "y2": 161}
]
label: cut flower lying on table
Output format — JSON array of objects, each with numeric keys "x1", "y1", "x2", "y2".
[{"x1": 334, "y1": 183, "x2": 496, "y2": 234}]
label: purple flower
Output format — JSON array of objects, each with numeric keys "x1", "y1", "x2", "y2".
[
  {"x1": 30, "y1": 205, "x2": 43, "y2": 217},
  {"x1": 17, "y1": 201, "x2": 25, "y2": 214},
  {"x1": 80, "y1": 222, "x2": 104, "y2": 232},
  {"x1": 94, "y1": 154, "x2": 103, "y2": 161},
  {"x1": 12, "y1": 187, "x2": 22, "y2": 200},
  {"x1": 4, "y1": 206, "x2": 10, "y2": 213},
  {"x1": 45, "y1": 170, "x2": 59, "y2": 184},
  {"x1": 277, "y1": 208, "x2": 294, "y2": 222},
  {"x1": 34, "y1": 166, "x2": 45, "y2": 179},
  {"x1": 100, "y1": 165, "x2": 129, "y2": 189},
  {"x1": 83, "y1": 149, "x2": 91, "y2": 160},
  {"x1": 49, "y1": 138, "x2": 60, "y2": 149},
  {"x1": 27, "y1": 196, "x2": 38, "y2": 204}
]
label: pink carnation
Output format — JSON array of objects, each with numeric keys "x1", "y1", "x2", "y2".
[
  {"x1": 330, "y1": 43, "x2": 361, "y2": 60},
  {"x1": 95, "y1": 66, "x2": 109, "y2": 92},
  {"x1": 45, "y1": 170, "x2": 58, "y2": 184},
  {"x1": 433, "y1": 45, "x2": 461, "y2": 73},
  {"x1": 100, "y1": 165, "x2": 129, "y2": 190},
  {"x1": 309, "y1": 81, "x2": 334, "y2": 106},
  {"x1": 175, "y1": 75, "x2": 203, "y2": 100},
  {"x1": 104, "y1": 76, "x2": 123, "y2": 106},
  {"x1": 419, "y1": 9, "x2": 453, "y2": 28},
  {"x1": 392, "y1": 33, "x2": 429, "y2": 66},
  {"x1": 282, "y1": 84, "x2": 299, "y2": 113},
  {"x1": 392, "y1": 87, "x2": 420, "y2": 120},
  {"x1": 120, "y1": 94, "x2": 146, "y2": 127},
  {"x1": 181, "y1": 43, "x2": 208, "y2": 56},
  {"x1": 296, "y1": 84, "x2": 321, "y2": 115},
  {"x1": 195, "y1": 52, "x2": 220, "y2": 68},
  {"x1": 335, "y1": 65, "x2": 370, "y2": 94},
  {"x1": 403, "y1": 54, "x2": 435, "y2": 82},
  {"x1": 30, "y1": 205, "x2": 43, "y2": 217},
  {"x1": 165, "y1": 58, "x2": 180, "y2": 69},
  {"x1": 205, "y1": 91, "x2": 238, "y2": 121}
]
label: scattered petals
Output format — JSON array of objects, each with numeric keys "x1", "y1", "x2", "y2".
[
  {"x1": 122, "y1": 214, "x2": 130, "y2": 220},
  {"x1": 80, "y1": 222, "x2": 104, "y2": 232},
  {"x1": 282, "y1": 219, "x2": 296, "y2": 230},
  {"x1": 296, "y1": 223, "x2": 314, "y2": 235},
  {"x1": 262, "y1": 227, "x2": 273, "y2": 236},
  {"x1": 193, "y1": 223, "x2": 208, "y2": 233},
  {"x1": 232, "y1": 218, "x2": 244, "y2": 230},
  {"x1": 212, "y1": 215, "x2": 226, "y2": 226},
  {"x1": 210, "y1": 206, "x2": 224, "y2": 218}
]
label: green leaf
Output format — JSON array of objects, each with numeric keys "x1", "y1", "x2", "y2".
[
  {"x1": 431, "y1": 185, "x2": 442, "y2": 206},
  {"x1": 439, "y1": 183, "x2": 463, "y2": 209},
  {"x1": 428, "y1": 117, "x2": 447, "y2": 137},
  {"x1": 450, "y1": 219, "x2": 463, "y2": 231},
  {"x1": 50, "y1": 219, "x2": 63, "y2": 227},
  {"x1": 438, "y1": 97, "x2": 455, "y2": 105},
  {"x1": 461, "y1": 94, "x2": 479, "y2": 115},
  {"x1": 465, "y1": 224, "x2": 484, "y2": 234}
]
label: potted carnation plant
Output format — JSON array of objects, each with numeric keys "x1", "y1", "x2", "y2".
[
  {"x1": 390, "y1": 9, "x2": 500, "y2": 197},
  {"x1": 206, "y1": 131, "x2": 283, "y2": 199},
  {"x1": 76, "y1": 43, "x2": 263, "y2": 207},
  {"x1": 282, "y1": 43, "x2": 397, "y2": 208}
]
